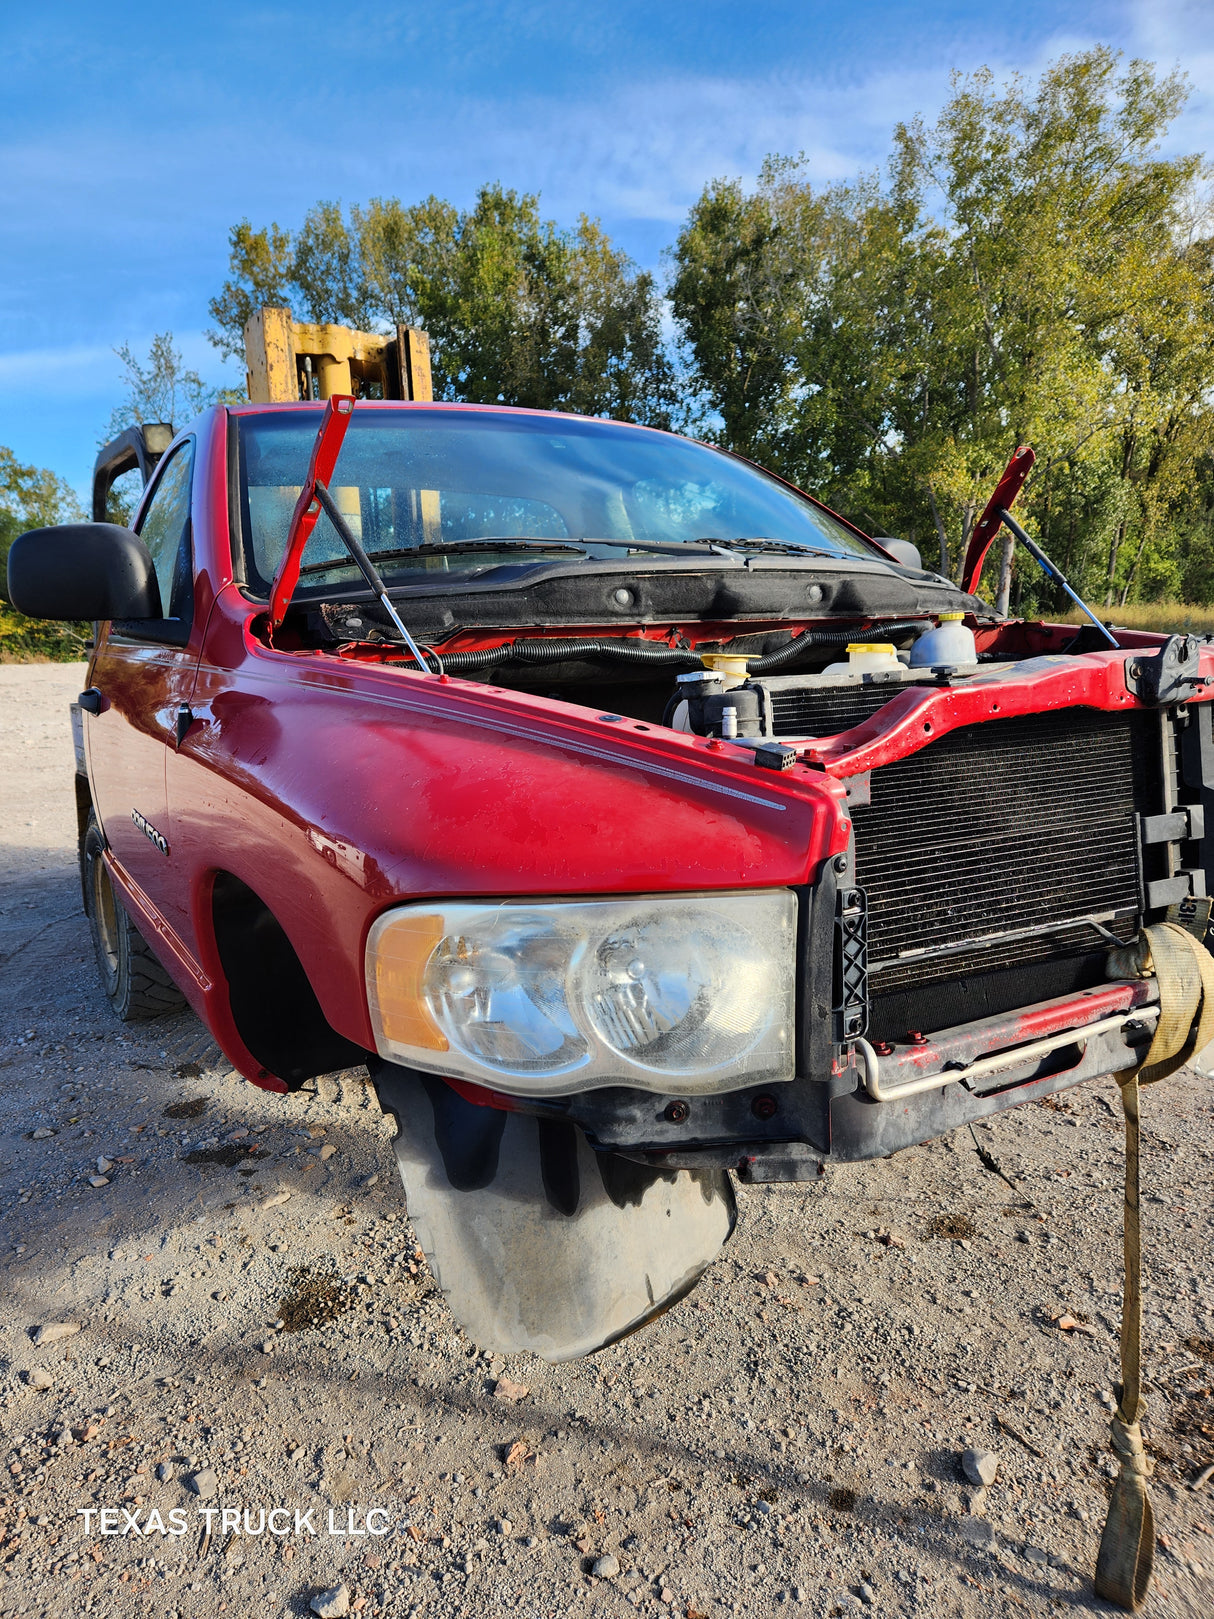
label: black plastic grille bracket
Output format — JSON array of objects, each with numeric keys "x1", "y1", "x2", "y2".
[{"x1": 833, "y1": 885, "x2": 869, "y2": 1043}]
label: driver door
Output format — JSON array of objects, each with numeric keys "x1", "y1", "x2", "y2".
[{"x1": 86, "y1": 438, "x2": 199, "y2": 939}]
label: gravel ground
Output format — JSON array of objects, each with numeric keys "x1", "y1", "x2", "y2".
[{"x1": 1, "y1": 660, "x2": 1212, "y2": 1619}]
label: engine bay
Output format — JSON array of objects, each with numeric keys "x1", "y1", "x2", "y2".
[{"x1": 300, "y1": 601, "x2": 1156, "y2": 740}]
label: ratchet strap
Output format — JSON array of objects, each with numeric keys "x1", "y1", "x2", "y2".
[{"x1": 1095, "y1": 922, "x2": 1214, "y2": 1609}]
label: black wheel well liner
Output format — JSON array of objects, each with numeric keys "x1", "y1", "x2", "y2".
[{"x1": 210, "y1": 871, "x2": 367, "y2": 1090}]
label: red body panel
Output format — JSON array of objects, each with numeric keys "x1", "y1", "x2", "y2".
[
  {"x1": 179, "y1": 587, "x2": 847, "y2": 1067},
  {"x1": 959, "y1": 445, "x2": 1035, "y2": 597},
  {"x1": 809, "y1": 646, "x2": 1214, "y2": 778}
]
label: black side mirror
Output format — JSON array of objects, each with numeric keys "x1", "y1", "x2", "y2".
[
  {"x1": 875, "y1": 537, "x2": 923, "y2": 570},
  {"x1": 6, "y1": 524, "x2": 162, "y2": 620}
]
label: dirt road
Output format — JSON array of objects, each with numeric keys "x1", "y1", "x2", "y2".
[{"x1": 1, "y1": 661, "x2": 1212, "y2": 1619}]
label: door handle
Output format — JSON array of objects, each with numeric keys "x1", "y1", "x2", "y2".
[{"x1": 78, "y1": 688, "x2": 103, "y2": 714}]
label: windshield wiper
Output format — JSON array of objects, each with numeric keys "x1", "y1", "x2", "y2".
[
  {"x1": 296, "y1": 533, "x2": 846, "y2": 581},
  {"x1": 298, "y1": 538, "x2": 588, "y2": 574},
  {"x1": 303, "y1": 535, "x2": 743, "y2": 573},
  {"x1": 714, "y1": 537, "x2": 839, "y2": 558}
]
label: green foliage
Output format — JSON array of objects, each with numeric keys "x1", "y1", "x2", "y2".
[
  {"x1": 102, "y1": 332, "x2": 241, "y2": 450},
  {"x1": 671, "y1": 48, "x2": 1214, "y2": 614},
  {"x1": 208, "y1": 184, "x2": 679, "y2": 427},
  {"x1": 0, "y1": 447, "x2": 88, "y2": 661},
  {"x1": 206, "y1": 222, "x2": 296, "y2": 355}
]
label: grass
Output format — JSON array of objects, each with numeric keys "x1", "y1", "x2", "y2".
[{"x1": 1105, "y1": 600, "x2": 1214, "y2": 636}]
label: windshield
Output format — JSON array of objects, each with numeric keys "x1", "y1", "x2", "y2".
[{"x1": 234, "y1": 406, "x2": 878, "y2": 595}]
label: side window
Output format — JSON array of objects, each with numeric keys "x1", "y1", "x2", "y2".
[{"x1": 136, "y1": 440, "x2": 194, "y2": 622}]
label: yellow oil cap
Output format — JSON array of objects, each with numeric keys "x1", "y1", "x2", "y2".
[
  {"x1": 846, "y1": 643, "x2": 895, "y2": 654},
  {"x1": 939, "y1": 612, "x2": 966, "y2": 621}
]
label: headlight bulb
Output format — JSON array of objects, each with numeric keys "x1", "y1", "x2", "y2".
[{"x1": 585, "y1": 907, "x2": 771, "y2": 1075}]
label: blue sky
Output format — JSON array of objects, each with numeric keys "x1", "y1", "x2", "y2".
[{"x1": 2, "y1": 0, "x2": 1212, "y2": 495}]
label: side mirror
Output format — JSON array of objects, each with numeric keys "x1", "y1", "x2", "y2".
[
  {"x1": 6, "y1": 523, "x2": 162, "y2": 620},
  {"x1": 93, "y1": 422, "x2": 174, "y2": 522},
  {"x1": 875, "y1": 537, "x2": 922, "y2": 571}
]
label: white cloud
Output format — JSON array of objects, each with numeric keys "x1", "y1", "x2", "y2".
[
  {"x1": 279, "y1": 15, "x2": 1214, "y2": 237},
  {"x1": 1126, "y1": 0, "x2": 1214, "y2": 155}
]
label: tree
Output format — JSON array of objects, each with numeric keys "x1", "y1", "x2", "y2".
[
  {"x1": 102, "y1": 332, "x2": 238, "y2": 446},
  {"x1": 206, "y1": 223, "x2": 295, "y2": 358},
  {"x1": 901, "y1": 50, "x2": 1210, "y2": 610},
  {"x1": 671, "y1": 48, "x2": 1214, "y2": 613},
  {"x1": 99, "y1": 333, "x2": 241, "y2": 524},
  {"x1": 0, "y1": 447, "x2": 86, "y2": 660},
  {"x1": 667, "y1": 168, "x2": 826, "y2": 473},
  {"x1": 207, "y1": 185, "x2": 679, "y2": 428}
]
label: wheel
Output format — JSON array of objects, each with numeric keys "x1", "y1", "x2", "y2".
[{"x1": 82, "y1": 810, "x2": 186, "y2": 1021}]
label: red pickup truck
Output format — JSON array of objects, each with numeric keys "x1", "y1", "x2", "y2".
[{"x1": 9, "y1": 399, "x2": 1211, "y2": 1360}]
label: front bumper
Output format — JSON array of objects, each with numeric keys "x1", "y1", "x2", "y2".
[{"x1": 540, "y1": 974, "x2": 1158, "y2": 1169}]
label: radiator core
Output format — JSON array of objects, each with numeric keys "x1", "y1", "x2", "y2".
[{"x1": 765, "y1": 679, "x2": 1159, "y2": 1038}]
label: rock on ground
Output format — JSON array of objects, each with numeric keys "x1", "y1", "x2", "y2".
[
  {"x1": 310, "y1": 1585, "x2": 350, "y2": 1618},
  {"x1": 961, "y1": 1446, "x2": 1000, "y2": 1486},
  {"x1": 31, "y1": 1322, "x2": 80, "y2": 1346}
]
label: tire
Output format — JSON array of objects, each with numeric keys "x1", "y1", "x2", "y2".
[{"x1": 82, "y1": 810, "x2": 186, "y2": 1021}]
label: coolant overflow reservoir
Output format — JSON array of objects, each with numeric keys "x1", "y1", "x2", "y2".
[
  {"x1": 823, "y1": 643, "x2": 903, "y2": 677},
  {"x1": 908, "y1": 613, "x2": 977, "y2": 668}
]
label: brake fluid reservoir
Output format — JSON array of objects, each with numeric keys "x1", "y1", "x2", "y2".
[
  {"x1": 822, "y1": 643, "x2": 903, "y2": 677},
  {"x1": 908, "y1": 613, "x2": 977, "y2": 668}
]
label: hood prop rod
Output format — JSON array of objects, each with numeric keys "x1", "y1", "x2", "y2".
[
  {"x1": 998, "y1": 506, "x2": 1119, "y2": 649},
  {"x1": 311, "y1": 479, "x2": 432, "y2": 674}
]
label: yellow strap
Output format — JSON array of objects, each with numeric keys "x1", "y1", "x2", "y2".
[
  {"x1": 1095, "y1": 921, "x2": 1214, "y2": 1609},
  {"x1": 1107, "y1": 920, "x2": 1214, "y2": 1084}
]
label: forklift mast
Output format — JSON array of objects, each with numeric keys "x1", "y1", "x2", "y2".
[{"x1": 243, "y1": 308, "x2": 433, "y2": 403}]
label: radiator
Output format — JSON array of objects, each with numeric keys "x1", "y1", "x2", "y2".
[
  {"x1": 764, "y1": 679, "x2": 1160, "y2": 1036},
  {"x1": 853, "y1": 707, "x2": 1155, "y2": 994}
]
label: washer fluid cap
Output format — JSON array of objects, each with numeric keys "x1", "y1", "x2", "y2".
[
  {"x1": 700, "y1": 652, "x2": 752, "y2": 688},
  {"x1": 938, "y1": 612, "x2": 966, "y2": 622},
  {"x1": 843, "y1": 643, "x2": 903, "y2": 676}
]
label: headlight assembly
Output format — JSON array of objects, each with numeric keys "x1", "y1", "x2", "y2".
[{"x1": 365, "y1": 891, "x2": 797, "y2": 1096}]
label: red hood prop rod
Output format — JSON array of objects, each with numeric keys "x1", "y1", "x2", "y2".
[
  {"x1": 959, "y1": 444, "x2": 1117, "y2": 647},
  {"x1": 266, "y1": 396, "x2": 431, "y2": 673},
  {"x1": 959, "y1": 445, "x2": 1035, "y2": 598},
  {"x1": 268, "y1": 394, "x2": 355, "y2": 631}
]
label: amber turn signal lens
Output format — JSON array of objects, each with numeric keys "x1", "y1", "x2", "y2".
[{"x1": 367, "y1": 911, "x2": 449, "y2": 1052}]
